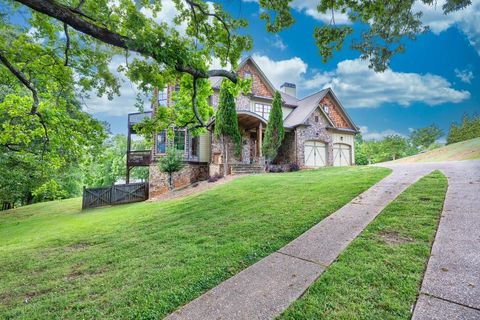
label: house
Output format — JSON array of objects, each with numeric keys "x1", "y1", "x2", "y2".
[{"x1": 127, "y1": 57, "x2": 359, "y2": 198}]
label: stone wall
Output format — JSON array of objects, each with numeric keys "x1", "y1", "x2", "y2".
[
  {"x1": 148, "y1": 163, "x2": 208, "y2": 198},
  {"x1": 295, "y1": 108, "x2": 334, "y2": 167},
  {"x1": 273, "y1": 131, "x2": 296, "y2": 164}
]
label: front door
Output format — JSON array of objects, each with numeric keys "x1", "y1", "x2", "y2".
[{"x1": 304, "y1": 141, "x2": 327, "y2": 167}]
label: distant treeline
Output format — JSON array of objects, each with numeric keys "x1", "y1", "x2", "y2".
[{"x1": 447, "y1": 114, "x2": 480, "y2": 144}]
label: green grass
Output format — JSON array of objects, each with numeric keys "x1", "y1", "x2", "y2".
[
  {"x1": 393, "y1": 137, "x2": 480, "y2": 163},
  {"x1": 279, "y1": 170, "x2": 448, "y2": 320},
  {"x1": 0, "y1": 166, "x2": 389, "y2": 319}
]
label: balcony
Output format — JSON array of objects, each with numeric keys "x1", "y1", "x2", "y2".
[
  {"x1": 128, "y1": 111, "x2": 152, "y2": 130},
  {"x1": 127, "y1": 150, "x2": 152, "y2": 166}
]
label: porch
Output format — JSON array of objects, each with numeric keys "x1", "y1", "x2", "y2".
[{"x1": 210, "y1": 111, "x2": 267, "y2": 175}]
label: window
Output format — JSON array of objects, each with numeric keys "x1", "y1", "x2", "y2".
[
  {"x1": 244, "y1": 71, "x2": 252, "y2": 79},
  {"x1": 323, "y1": 105, "x2": 330, "y2": 115},
  {"x1": 156, "y1": 130, "x2": 167, "y2": 154},
  {"x1": 315, "y1": 116, "x2": 319, "y2": 123},
  {"x1": 174, "y1": 130, "x2": 186, "y2": 152},
  {"x1": 254, "y1": 103, "x2": 271, "y2": 119},
  {"x1": 191, "y1": 136, "x2": 199, "y2": 157}
]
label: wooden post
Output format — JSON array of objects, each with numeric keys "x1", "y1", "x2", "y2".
[{"x1": 258, "y1": 122, "x2": 263, "y2": 158}]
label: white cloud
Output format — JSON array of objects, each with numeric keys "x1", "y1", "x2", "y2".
[
  {"x1": 250, "y1": 54, "x2": 470, "y2": 108},
  {"x1": 253, "y1": 54, "x2": 470, "y2": 108},
  {"x1": 269, "y1": 35, "x2": 287, "y2": 51},
  {"x1": 454, "y1": 68, "x2": 474, "y2": 84},
  {"x1": 360, "y1": 126, "x2": 406, "y2": 141},
  {"x1": 414, "y1": 0, "x2": 480, "y2": 55},
  {"x1": 290, "y1": 0, "x2": 351, "y2": 24},
  {"x1": 140, "y1": 0, "x2": 188, "y2": 34},
  {"x1": 82, "y1": 55, "x2": 149, "y2": 116},
  {"x1": 251, "y1": 54, "x2": 307, "y2": 88},
  {"x1": 307, "y1": 58, "x2": 470, "y2": 108}
]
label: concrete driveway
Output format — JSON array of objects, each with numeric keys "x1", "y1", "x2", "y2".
[
  {"x1": 166, "y1": 160, "x2": 480, "y2": 320},
  {"x1": 380, "y1": 160, "x2": 480, "y2": 319}
]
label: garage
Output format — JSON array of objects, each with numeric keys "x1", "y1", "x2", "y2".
[
  {"x1": 304, "y1": 141, "x2": 327, "y2": 167},
  {"x1": 333, "y1": 143, "x2": 352, "y2": 166}
]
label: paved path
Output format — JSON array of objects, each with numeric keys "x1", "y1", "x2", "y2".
[
  {"x1": 166, "y1": 165, "x2": 434, "y2": 320},
  {"x1": 390, "y1": 161, "x2": 480, "y2": 320}
]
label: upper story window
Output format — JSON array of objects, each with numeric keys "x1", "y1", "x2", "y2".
[
  {"x1": 315, "y1": 116, "x2": 319, "y2": 123},
  {"x1": 323, "y1": 105, "x2": 330, "y2": 115},
  {"x1": 254, "y1": 103, "x2": 271, "y2": 120},
  {"x1": 244, "y1": 71, "x2": 252, "y2": 80}
]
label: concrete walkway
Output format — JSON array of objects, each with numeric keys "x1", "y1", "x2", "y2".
[
  {"x1": 395, "y1": 161, "x2": 480, "y2": 320},
  {"x1": 166, "y1": 165, "x2": 434, "y2": 320}
]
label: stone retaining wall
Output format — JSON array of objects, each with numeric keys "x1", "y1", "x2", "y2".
[{"x1": 148, "y1": 163, "x2": 209, "y2": 198}]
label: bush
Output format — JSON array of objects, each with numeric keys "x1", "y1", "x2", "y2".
[
  {"x1": 158, "y1": 148, "x2": 184, "y2": 189},
  {"x1": 289, "y1": 163, "x2": 300, "y2": 172}
]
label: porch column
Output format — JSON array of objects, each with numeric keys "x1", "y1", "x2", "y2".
[{"x1": 258, "y1": 122, "x2": 263, "y2": 157}]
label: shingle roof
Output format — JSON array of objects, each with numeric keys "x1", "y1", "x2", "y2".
[
  {"x1": 280, "y1": 91, "x2": 299, "y2": 106},
  {"x1": 283, "y1": 89, "x2": 330, "y2": 128}
]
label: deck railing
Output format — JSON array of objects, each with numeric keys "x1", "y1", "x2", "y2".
[
  {"x1": 127, "y1": 150, "x2": 152, "y2": 166},
  {"x1": 128, "y1": 111, "x2": 152, "y2": 128}
]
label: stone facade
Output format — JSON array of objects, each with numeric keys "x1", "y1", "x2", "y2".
[
  {"x1": 295, "y1": 108, "x2": 334, "y2": 167},
  {"x1": 320, "y1": 95, "x2": 350, "y2": 129},
  {"x1": 148, "y1": 163, "x2": 208, "y2": 198},
  {"x1": 273, "y1": 131, "x2": 296, "y2": 164}
]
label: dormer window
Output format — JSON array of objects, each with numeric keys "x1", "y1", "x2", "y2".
[{"x1": 323, "y1": 105, "x2": 330, "y2": 115}]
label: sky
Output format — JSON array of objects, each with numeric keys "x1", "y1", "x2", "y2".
[{"x1": 16, "y1": 0, "x2": 480, "y2": 141}]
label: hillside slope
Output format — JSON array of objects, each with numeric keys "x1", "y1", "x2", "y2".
[
  {"x1": 0, "y1": 167, "x2": 390, "y2": 319},
  {"x1": 393, "y1": 137, "x2": 480, "y2": 163}
]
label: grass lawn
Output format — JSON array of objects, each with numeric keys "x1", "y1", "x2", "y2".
[
  {"x1": 392, "y1": 137, "x2": 480, "y2": 163},
  {"x1": 0, "y1": 166, "x2": 389, "y2": 319},
  {"x1": 279, "y1": 170, "x2": 448, "y2": 320}
]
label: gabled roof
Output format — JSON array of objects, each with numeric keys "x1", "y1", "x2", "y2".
[
  {"x1": 283, "y1": 88, "x2": 358, "y2": 132},
  {"x1": 284, "y1": 89, "x2": 330, "y2": 128},
  {"x1": 208, "y1": 57, "x2": 358, "y2": 133},
  {"x1": 238, "y1": 56, "x2": 277, "y2": 97}
]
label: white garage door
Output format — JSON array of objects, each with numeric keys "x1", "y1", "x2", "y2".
[
  {"x1": 304, "y1": 141, "x2": 327, "y2": 167},
  {"x1": 333, "y1": 143, "x2": 352, "y2": 166}
]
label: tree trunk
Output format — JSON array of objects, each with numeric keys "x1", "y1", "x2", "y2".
[{"x1": 223, "y1": 135, "x2": 228, "y2": 176}]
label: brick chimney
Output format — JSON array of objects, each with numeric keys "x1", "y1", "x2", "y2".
[{"x1": 280, "y1": 82, "x2": 296, "y2": 97}]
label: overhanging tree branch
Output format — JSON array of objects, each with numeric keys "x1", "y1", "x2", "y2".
[
  {"x1": 0, "y1": 50, "x2": 39, "y2": 114},
  {"x1": 0, "y1": 50, "x2": 49, "y2": 151},
  {"x1": 14, "y1": 0, "x2": 238, "y2": 83}
]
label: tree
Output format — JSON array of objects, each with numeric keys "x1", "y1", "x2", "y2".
[
  {"x1": 214, "y1": 81, "x2": 241, "y2": 176},
  {"x1": 2, "y1": 0, "x2": 471, "y2": 138},
  {"x1": 262, "y1": 91, "x2": 284, "y2": 161},
  {"x1": 382, "y1": 135, "x2": 409, "y2": 161},
  {"x1": 83, "y1": 134, "x2": 128, "y2": 187},
  {"x1": 410, "y1": 124, "x2": 444, "y2": 150},
  {"x1": 447, "y1": 114, "x2": 480, "y2": 144},
  {"x1": 158, "y1": 147, "x2": 184, "y2": 190}
]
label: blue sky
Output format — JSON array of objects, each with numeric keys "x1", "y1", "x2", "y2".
[{"x1": 10, "y1": 0, "x2": 479, "y2": 140}]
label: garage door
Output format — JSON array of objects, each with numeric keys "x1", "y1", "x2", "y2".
[
  {"x1": 304, "y1": 141, "x2": 327, "y2": 167},
  {"x1": 333, "y1": 143, "x2": 352, "y2": 166}
]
